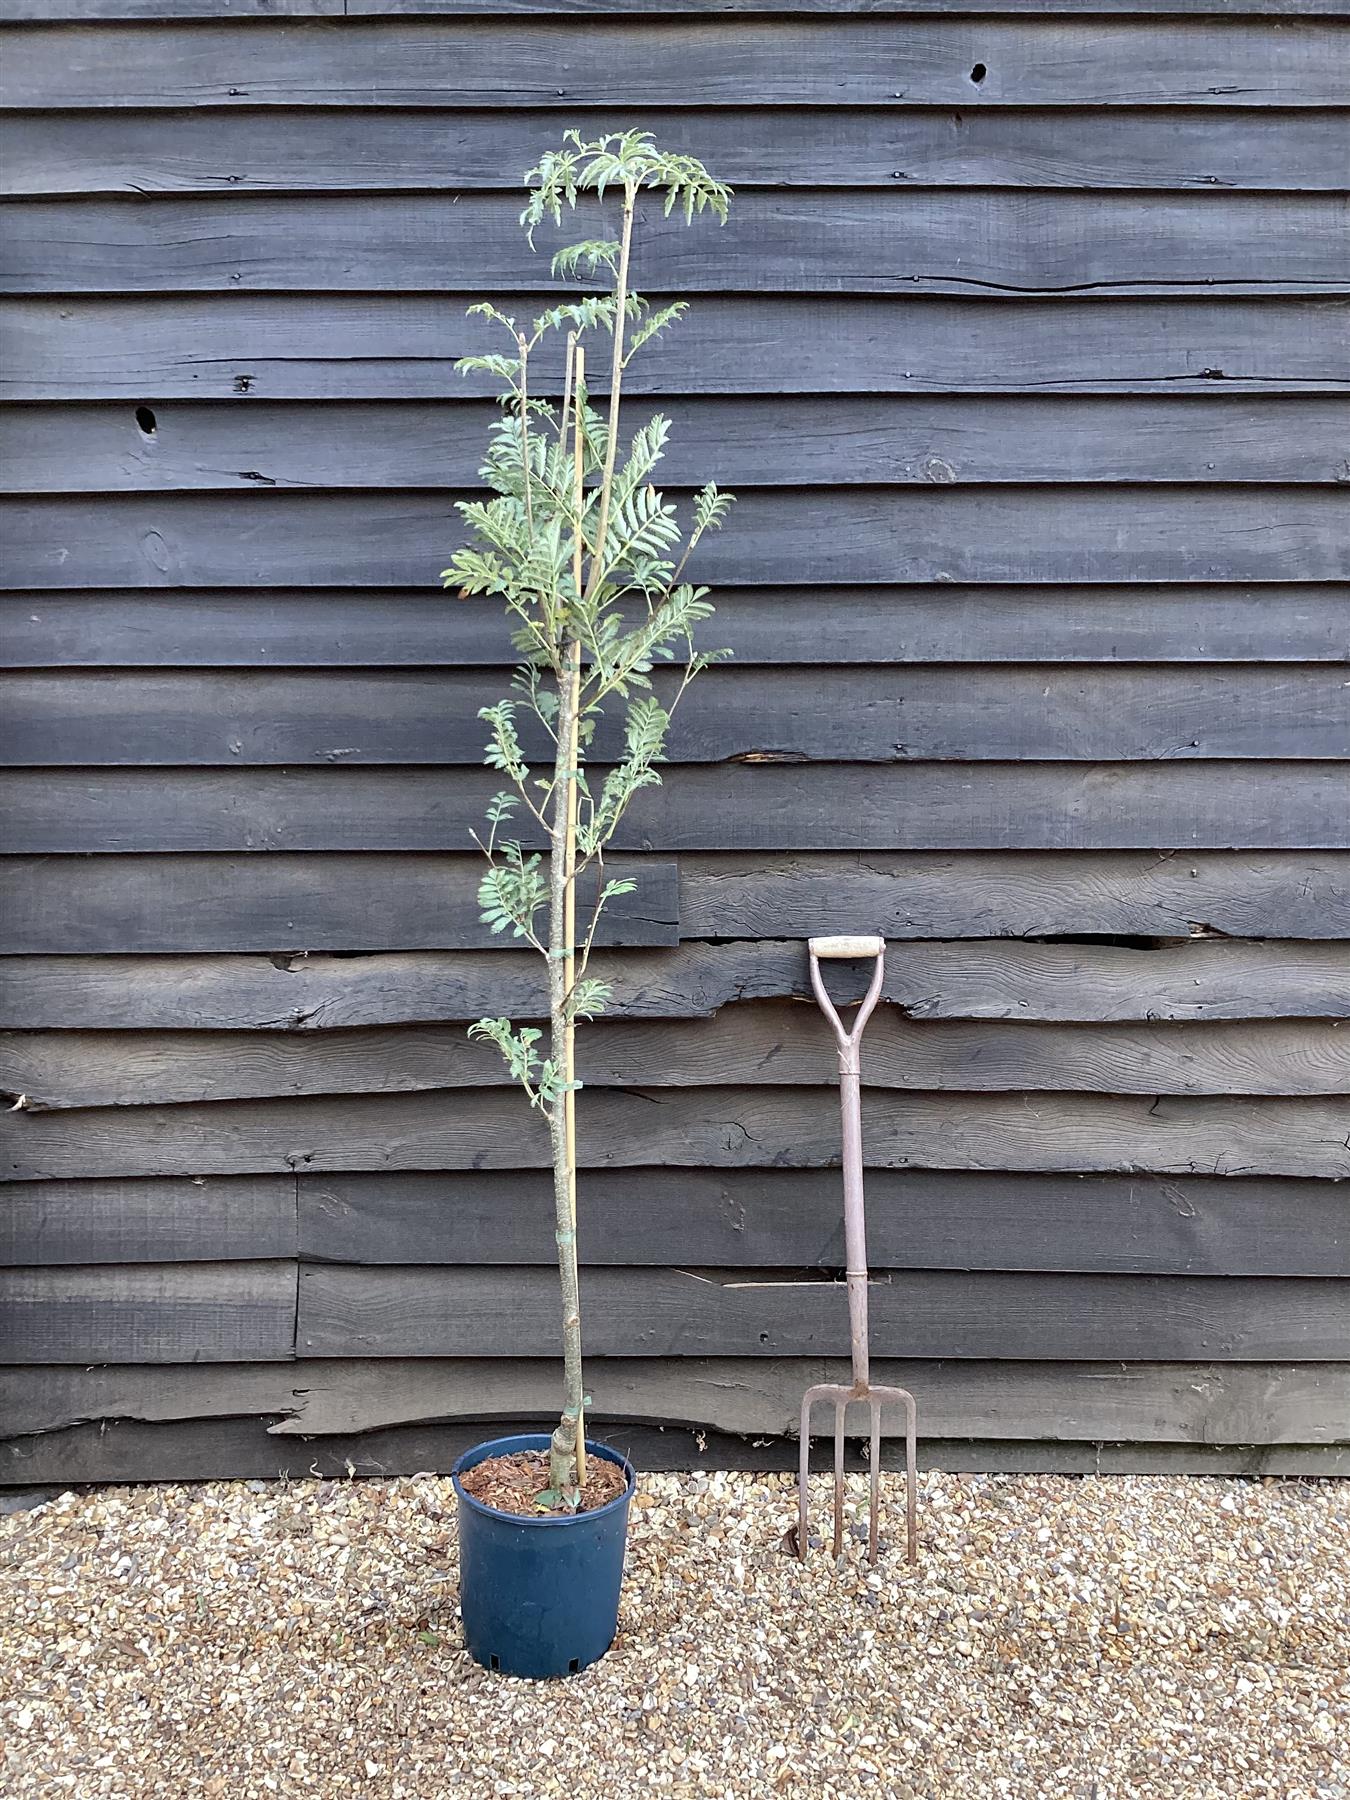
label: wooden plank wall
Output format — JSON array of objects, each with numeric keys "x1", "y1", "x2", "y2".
[{"x1": 1, "y1": 0, "x2": 1348, "y2": 1484}]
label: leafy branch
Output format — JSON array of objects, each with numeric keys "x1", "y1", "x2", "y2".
[{"x1": 445, "y1": 132, "x2": 733, "y2": 1499}]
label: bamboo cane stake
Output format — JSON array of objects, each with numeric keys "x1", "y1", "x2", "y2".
[{"x1": 564, "y1": 345, "x2": 586, "y2": 1488}]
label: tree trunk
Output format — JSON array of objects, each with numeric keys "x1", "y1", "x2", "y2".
[{"x1": 547, "y1": 637, "x2": 585, "y2": 1496}]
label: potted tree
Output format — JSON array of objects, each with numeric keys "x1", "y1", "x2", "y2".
[{"x1": 443, "y1": 132, "x2": 734, "y2": 1679}]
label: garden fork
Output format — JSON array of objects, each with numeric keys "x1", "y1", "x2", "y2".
[{"x1": 798, "y1": 934, "x2": 918, "y2": 1567}]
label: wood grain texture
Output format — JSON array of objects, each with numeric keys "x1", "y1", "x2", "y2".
[
  {"x1": 5, "y1": 20, "x2": 1343, "y2": 110},
  {"x1": 10, "y1": 107, "x2": 1346, "y2": 197},
  {"x1": 4, "y1": 587, "x2": 1348, "y2": 669},
  {"x1": 7, "y1": 764, "x2": 1347, "y2": 853},
  {"x1": 8, "y1": 940, "x2": 1345, "y2": 1029},
  {"x1": 5, "y1": 1166, "x2": 1338, "y2": 1277},
  {"x1": 6, "y1": 0, "x2": 1344, "y2": 20},
  {"x1": 677, "y1": 853, "x2": 1350, "y2": 944},
  {"x1": 0, "y1": 854, "x2": 675, "y2": 953},
  {"x1": 0, "y1": 1174, "x2": 296, "y2": 1264},
  {"x1": 2, "y1": 853, "x2": 1346, "y2": 964},
  {"x1": 8, "y1": 1415, "x2": 1344, "y2": 1486},
  {"x1": 299, "y1": 1169, "x2": 1350, "y2": 1278},
  {"x1": 6, "y1": 666, "x2": 1345, "y2": 765},
  {"x1": 4, "y1": 851, "x2": 1346, "y2": 956},
  {"x1": 8, "y1": 296, "x2": 1344, "y2": 401},
  {"x1": 0, "y1": 0, "x2": 339, "y2": 16},
  {"x1": 14, "y1": 397, "x2": 1350, "y2": 492},
  {"x1": 7, "y1": 1013, "x2": 1348, "y2": 1110},
  {"x1": 296, "y1": 1264, "x2": 1350, "y2": 1360},
  {"x1": 6, "y1": 489, "x2": 1347, "y2": 591},
  {"x1": 6, "y1": 1086, "x2": 1348, "y2": 1180},
  {"x1": 7, "y1": 192, "x2": 1347, "y2": 298},
  {"x1": 4, "y1": 1357, "x2": 1344, "y2": 1445},
  {"x1": 0, "y1": 1261, "x2": 297, "y2": 1362}
]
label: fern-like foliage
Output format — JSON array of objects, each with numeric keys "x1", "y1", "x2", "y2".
[{"x1": 447, "y1": 132, "x2": 735, "y2": 1115}]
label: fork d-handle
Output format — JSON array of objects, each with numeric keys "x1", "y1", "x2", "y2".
[{"x1": 808, "y1": 935, "x2": 886, "y2": 1394}]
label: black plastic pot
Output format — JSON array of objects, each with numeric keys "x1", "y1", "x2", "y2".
[{"x1": 451, "y1": 1432, "x2": 635, "y2": 1679}]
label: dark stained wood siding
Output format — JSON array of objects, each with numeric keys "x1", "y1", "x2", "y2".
[{"x1": 1, "y1": 0, "x2": 1346, "y2": 1485}]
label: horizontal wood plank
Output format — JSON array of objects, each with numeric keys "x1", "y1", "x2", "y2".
[
  {"x1": 299, "y1": 1169, "x2": 1350, "y2": 1278},
  {"x1": 0, "y1": 853, "x2": 684, "y2": 953},
  {"x1": 5, "y1": 20, "x2": 1343, "y2": 110},
  {"x1": 4, "y1": 1357, "x2": 1344, "y2": 1445},
  {"x1": 678, "y1": 853, "x2": 1350, "y2": 943},
  {"x1": 6, "y1": 764, "x2": 1347, "y2": 853},
  {"x1": 6, "y1": 1086, "x2": 1348, "y2": 1180},
  {"x1": 0, "y1": 855, "x2": 681, "y2": 954},
  {"x1": 9, "y1": 107, "x2": 1347, "y2": 197},
  {"x1": 6, "y1": 1166, "x2": 1339, "y2": 1277},
  {"x1": 7, "y1": 1012, "x2": 1348, "y2": 1111},
  {"x1": 297, "y1": 1265, "x2": 1350, "y2": 1360},
  {"x1": 7, "y1": 296, "x2": 1345, "y2": 402},
  {"x1": 6, "y1": 489, "x2": 1347, "y2": 590},
  {"x1": 0, "y1": 0, "x2": 341, "y2": 15},
  {"x1": 6, "y1": 0, "x2": 1345, "y2": 20},
  {"x1": 8, "y1": 1414, "x2": 1345, "y2": 1484},
  {"x1": 10, "y1": 397, "x2": 1348, "y2": 493},
  {"x1": 10, "y1": 106, "x2": 1350, "y2": 199},
  {"x1": 6, "y1": 192, "x2": 1347, "y2": 298},
  {"x1": 6, "y1": 666, "x2": 1346, "y2": 766},
  {"x1": 4, "y1": 852, "x2": 1347, "y2": 957},
  {"x1": 0, "y1": 1261, "x2": 296, "y2": 1362},
  {"x1": 0, "y1": 1174, "x2": 295, "y2": 1264},
  {"x1": 8, "y1": 940, "x2": 1346, "y2": 1030},
  {"x1": 4, "y1": 586, "x2": 1348, "y2": 668}
]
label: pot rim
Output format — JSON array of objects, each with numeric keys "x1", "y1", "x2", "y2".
[{"x1": 451, "y1": 1431, "x2": 636, "y2": 1528}]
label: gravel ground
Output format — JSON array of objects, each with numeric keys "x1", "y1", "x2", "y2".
[{"x1": 2, "y1": 1470, "x2": 1346, "y2": 1799}]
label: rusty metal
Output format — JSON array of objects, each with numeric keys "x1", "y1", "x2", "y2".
[{"x1": 797, "y1": 934, "x2": 918, "y2": 1567}]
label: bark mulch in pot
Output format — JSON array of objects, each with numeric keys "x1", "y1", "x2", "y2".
[{"x1": 459, "y1": 1450, "x2": 627, "y2": 1517}]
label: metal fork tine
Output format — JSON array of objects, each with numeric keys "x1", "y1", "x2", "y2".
[
  {"x1": 797, "y1": 1390, "x2": 813, "y2": 1562},
  {"x1": 868, "y1": 1398, "x2": 882, "y2": 1566},
  {"x1": 904, "y1": 1389, "x2": 918, "y2": 1566},
  {"x1": 832, "y1": 1399, "x2": 846, "y2": 1559}
]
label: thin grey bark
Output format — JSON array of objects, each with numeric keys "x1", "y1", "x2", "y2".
[{"x1": 547, "y1": 647, "x2": 584, "y2": 1495}]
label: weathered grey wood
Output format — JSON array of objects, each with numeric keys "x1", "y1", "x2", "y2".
[
  {"x1": 6, "y1": 192, "x2": 1346, "y2": 298},
  {"x1": 7, "y1": 296, "x2": 1344, "y2": 402},
  {"x1": 8, "y1": 764, "x2": 1347, "y2": 854},
  {"x1": 4, "y1": 586, "x2": 1347, "y2": 669},
  {"x1": 9, "y1": 940, "x2": 1346, "y2": 1031},
  {"x1": 9, "y1": 489, "x2": 1345, "y2": 590},
  {"x1": 7, "y1": 666, "x2": 1345, "y2": 766},
  {"x1": 0, "y1": 855, "x2": 674, "y2": 953},
  {"x1": 14, "y1": 397, "x2": 1350, "y2": 492},
  {"x1": 4, "y1": 853, "x2": 1346, "y2": 956},
  {"x1": 5, "y1": 1357, "x2": 1344, "y2": 1445},
  {"x1": 8, "y1": 1013, "x2": 1348, "y2": 1111},
  {"x1": 7, "y1": 1415, "x2": 1345, "y2": 1486},
  {"x1": 6, "y1": 0, "x2": 1343, "y2": 20},
  {"x1": 0, "y1": 1262, "x2": 296, "y2": 1362},
  {"x1": 297, "y1": 1265, "x2": 1350, "y2": 1360},
  {"x1": 300, "y1": 1169, "x2": 1350, "y2": 1278},
  {"x1": 5, "y1": 21, "x2": 1343, "y2": 110},
  {"x1": 0, "y1": 1175, "x2": 295, "y2": 1264},
  {"x1": 7, "y1": 1086, "x2": 1348, "y2": 1180},
  {"x1": 11, "y1": 107, "x2": 1346, "y2": 197},
  {"x1": 4, "y1": 1165, "x2": 1336, "y2": 1276},
  {"x1": 678, "y1": 853, "x2": 1350, "y2": 944},
  {"x1": 0, "y1": 0, "x2": 337, "y2": 15}
]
